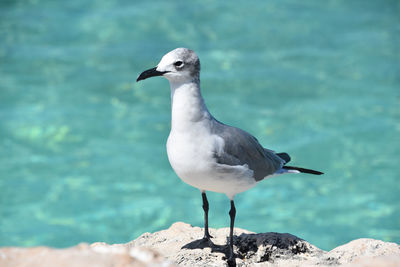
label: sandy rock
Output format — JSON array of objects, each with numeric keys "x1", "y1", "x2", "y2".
[
  {"x1": 326, "y1": 238, "x2": 400, "y2": 267},
  {"x1": 0, "y1": 222, "x2": 399, "y2": 267}
]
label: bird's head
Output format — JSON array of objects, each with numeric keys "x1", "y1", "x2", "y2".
[{"x1": 136, "y1": 48, "x2": 200, "y2": 84}]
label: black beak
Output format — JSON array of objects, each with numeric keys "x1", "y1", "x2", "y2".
[{"x1": 136, "y1": 67, "x2": 168, "y2": 82}]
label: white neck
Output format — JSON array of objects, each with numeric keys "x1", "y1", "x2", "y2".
[{"x1": 169, "y1": 79, "x2": 211, "y2": 132}]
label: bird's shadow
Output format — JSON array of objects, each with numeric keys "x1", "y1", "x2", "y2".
[
  {"x1": 182, "y1": 237, "x2": 236, "y2": 266},
  {"x1": 182, "y1": 237, "x2": 227, "y2": 254}
]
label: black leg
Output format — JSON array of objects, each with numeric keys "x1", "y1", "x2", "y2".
[
  {"x1": 202, "y1": 192, "x2": 212, "y2": 240},
  {"x1": 227, "y1": 200, "x2": 236, "y2": 265}
]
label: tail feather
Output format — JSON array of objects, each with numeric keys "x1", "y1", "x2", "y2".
[{"x1": 283, "y1": 166, "x2": 323, "y2": 175}]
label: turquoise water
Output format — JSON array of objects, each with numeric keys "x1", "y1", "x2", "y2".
[{"x1": 0, "y1": 0, "x2": 399, "y2": 251}]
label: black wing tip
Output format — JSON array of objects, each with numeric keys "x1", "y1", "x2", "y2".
[
  {"x1": 276, "y1": 152, "x2": 291, "y2": 163},
  {"x1": 283, "y1": 166, "x2": 324, "y2": 175}
]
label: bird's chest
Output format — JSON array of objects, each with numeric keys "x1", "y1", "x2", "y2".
[{"x1": 166, "y1": 129, "x2": 220, "y2": 177}]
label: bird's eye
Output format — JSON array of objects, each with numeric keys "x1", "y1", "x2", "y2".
[{"x1": 174, "y1": 61, "x2": 183, "y2": 67}]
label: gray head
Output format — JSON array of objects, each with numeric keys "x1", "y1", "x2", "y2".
[{"x1": 137, "y1": 48, "x2": 200, "y2": 83}]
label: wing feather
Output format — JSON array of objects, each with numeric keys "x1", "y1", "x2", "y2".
[{"x1": 211, "y1": 121, "x2": 284, "y2": 181}]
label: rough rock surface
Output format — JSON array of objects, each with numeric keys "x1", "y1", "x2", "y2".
[
  {"x1": 130, "y1": 222, "x2": 400, "y2": 266},
  {"x1": 0, "y1": 222, "x2": 399, "y2": 267}
]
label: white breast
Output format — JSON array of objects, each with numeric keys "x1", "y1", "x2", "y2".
[{"x1": 167, "y1": 121, "x2": 217, "y2": 181}]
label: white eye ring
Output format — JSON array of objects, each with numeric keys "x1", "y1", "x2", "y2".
[{"x1": 174, "y1": 61, "x2": 183, "y2": 67}]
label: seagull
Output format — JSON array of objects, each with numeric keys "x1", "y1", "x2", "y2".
[{"x1": 136, "y1": 48, "x2": 323, "y2": 265}]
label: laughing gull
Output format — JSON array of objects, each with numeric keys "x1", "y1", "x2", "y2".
[{"x1": 136, "y1": 48, "x2": 323, "y2": 265}]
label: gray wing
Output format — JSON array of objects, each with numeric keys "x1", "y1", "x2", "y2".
[{"x1": 211, "y1": 121, "x2": 284, "y2": 181}]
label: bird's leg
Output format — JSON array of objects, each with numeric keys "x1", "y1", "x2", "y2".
[
  {"x1": 227, "y1": 200, "x2": 236, "y2": 265},
  {"x1": 201, "y1": 191, "x2": 213, "y2": 240}
]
